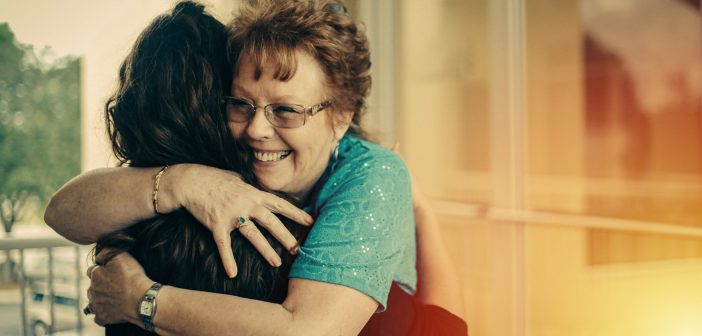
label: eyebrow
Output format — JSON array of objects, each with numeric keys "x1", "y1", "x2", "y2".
[
  {"x1": 231, "y1": 84, "x2": 306, "y2": 105},
  {"x1": 231, "y1": 84, "x2": 252, "y2": 98}
]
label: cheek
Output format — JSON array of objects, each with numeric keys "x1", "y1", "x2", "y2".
[
  {"x1": 300, "y1": 137, "x2": 331, "y2": 168},
  {"x1": 227, "y1": 122, "x2": 246, "y2": 139}
]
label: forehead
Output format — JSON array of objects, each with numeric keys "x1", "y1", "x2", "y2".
[{"x1": 233, "y1": 50, "x2": 327, "y2": 101}]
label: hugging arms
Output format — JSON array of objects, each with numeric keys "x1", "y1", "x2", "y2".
[{"x1": 45, "y1": 1, "x2": 465, "y2": 335}]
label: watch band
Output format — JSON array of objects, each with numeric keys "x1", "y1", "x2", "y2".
[{"x1": 138, "y1": 282, "x2": 163, "y2": 332}]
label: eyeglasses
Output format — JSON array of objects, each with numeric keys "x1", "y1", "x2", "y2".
[{"x1": 223, "y1": 96, "x2": 333, "y2": 129}]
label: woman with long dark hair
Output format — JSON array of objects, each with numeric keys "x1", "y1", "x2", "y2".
[{"x1": 87, "y1": 3, "x2": 305, "y2": 333}]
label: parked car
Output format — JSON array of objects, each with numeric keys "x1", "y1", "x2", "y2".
[{"x1": 27, "y1": 283, "x2": 100, "y2": 336}]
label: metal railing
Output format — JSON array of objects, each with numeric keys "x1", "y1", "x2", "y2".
[{"x1": 0, "y1": 233, "x2": 84, "y2": 336}]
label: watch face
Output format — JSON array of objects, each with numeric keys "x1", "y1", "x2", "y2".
[{"x1": 140, "y1": 301, "x2": 154, "y2": 316}]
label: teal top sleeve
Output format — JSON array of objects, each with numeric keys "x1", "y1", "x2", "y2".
[{"x1": 289, "y1": 135, "x2": 417, "y2": 311}]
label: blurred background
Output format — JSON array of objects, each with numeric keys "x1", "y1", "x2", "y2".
[{"x1": 1, "y1": 0, "x2": 701, "y2": 335}]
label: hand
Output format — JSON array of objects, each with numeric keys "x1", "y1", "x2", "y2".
[
  {"x1": 87, "y1": 251, "x2": 152, "y2": 326},
  {"x1": 166, "y1": 164, "x2": 314, "y2": 277}
]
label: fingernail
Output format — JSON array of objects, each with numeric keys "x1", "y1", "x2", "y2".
[
  {"x1": 270, "y1": 256, "x2": 282, "y2": 267},
  {"x1": 228, "y1": 269, "x2": 237, "y2": 278},
  {"x1": 289, "y1": 243, "x2": 299, "y2": 255}
]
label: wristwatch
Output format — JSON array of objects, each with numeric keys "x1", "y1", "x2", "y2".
[{"x1": 138, "y1": 282, "x2": 163, "y2": 332}]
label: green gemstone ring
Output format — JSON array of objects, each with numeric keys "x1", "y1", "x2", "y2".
[{"x1": 237, "y1": 216, "x2": 251, "y2": 230}]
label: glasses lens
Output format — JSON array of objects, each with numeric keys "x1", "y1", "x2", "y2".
[
  {"x1": 226, "y1": 98, "x2": 254, "y2": 122},
  {"x1": 267, "y1": 104, "x2": 306, "y2": 128}
]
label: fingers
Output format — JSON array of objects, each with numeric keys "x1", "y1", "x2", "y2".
[
  {"x1": 212, "y1": 229, "x2": 238, "y2": 278},
  {"x1": 86, "y1": 272, "x2": 106, "y2": 326},
  {"x1": 238, "y1": 221, "x2": 282, "y2": 267},
  {"x1": 94, "y1": 248, "x2": 114, "y2": 266},
  {"x1": 86, "y1": 264, "x2": 100, "y2": 279},
  {"x1": 251, "y1": 208, "x2": 299, "y2": 255},
  {"x1": 94, "y1": 315, "x2": 108, "y2": 327},
  {"x1": 85, "y1": 254, "x2": 143, "y2": 327},
  {"x1": 264, "y1": 194, "x2": 313, "y2": 226},
  {"x1": 391, "y1": 141, "x2": 400, "y2": 153}
]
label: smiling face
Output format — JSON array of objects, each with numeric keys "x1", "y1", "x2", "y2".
[{"x1": 228, "y1": 50, "x2": 349, "y2": 201}]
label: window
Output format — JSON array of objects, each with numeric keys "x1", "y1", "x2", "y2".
[{"x1": 375, "y1": 0, "x2": 702, "y2": 335}]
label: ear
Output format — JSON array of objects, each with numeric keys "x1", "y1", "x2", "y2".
[{"x1": 332, "y1": 110, "x2": 353, "y2": 141}]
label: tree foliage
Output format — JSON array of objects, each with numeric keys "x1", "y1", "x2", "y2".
[{"x1": 0, "y1": 22, "x2": 80, "y2": 233}]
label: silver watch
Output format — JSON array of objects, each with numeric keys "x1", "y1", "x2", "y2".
[{"x1": 138, "y1": 282, "x2": 163, "y2": 332}]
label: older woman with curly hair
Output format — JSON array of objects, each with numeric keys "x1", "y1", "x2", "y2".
[{"x1": 46, "y1": 1, "x2": 466, "y2": 335}]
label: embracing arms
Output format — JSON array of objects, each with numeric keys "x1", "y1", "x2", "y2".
[
  {"x1": 44, "y1": 164, "x2": 312, "y2": 276},
  {"x1": 392, "y1": 143, "x2": 465, "y2": 319},
  {"x1": 53, "y1": 149, "x2": 463, "y2": 333},
  {"x1": 155, "y1": 279, "x2": 376, "y2": 336},
  {"x1": 86, "y1": 150, "x2": 413, "y2": 335},
  {"x1": 87, "y1": 184, "x2": 463, "y2": 336},
  {"x1": 91, "y1": 253, "x2": 377, "y2": 336},
  {"x1": 46, "y1": 167, "x2": 168, "y2": 244},
  {"x1": 413, "y1": 192, "x2": 465, "y2": 319}
]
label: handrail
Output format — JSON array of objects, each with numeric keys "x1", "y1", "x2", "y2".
[
  {"x1": 433, "y1": 199, "x2": 702, "y2": 238},
  {"x1": 0, "y1": 233, "x2": 80, "y2": 251},
  {"x1": 0, "y1": 232, "x2": 85, "y2": 336}
]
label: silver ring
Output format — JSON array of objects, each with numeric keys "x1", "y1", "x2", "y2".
[{"x1": 83, "y1": 304, "x2": 94, "y2": 315}]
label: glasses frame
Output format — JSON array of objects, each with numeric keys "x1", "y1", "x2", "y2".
[{"x1": 223, "y1": 96, "x2": 334, "y2": 129}]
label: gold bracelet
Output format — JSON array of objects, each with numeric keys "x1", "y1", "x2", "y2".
[{"x1": 152, "y1": 165, "x2": 170, "y2": 215}]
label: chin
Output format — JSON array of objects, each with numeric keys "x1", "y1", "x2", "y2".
[{"x1": 258, "y1": 176, "x2": 287, "y2": 192}]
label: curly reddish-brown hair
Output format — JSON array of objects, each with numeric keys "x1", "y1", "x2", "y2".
[{"x1": 227, "y1": 0, "x2": 371, "y2": 138}]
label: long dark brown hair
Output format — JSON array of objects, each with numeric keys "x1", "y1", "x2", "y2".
[{"x1": 96, "y1": 2, "x2": 307, "y2": 334}]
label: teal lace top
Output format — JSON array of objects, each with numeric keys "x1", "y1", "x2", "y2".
[{"x1": 289, "y1": 134, "x2": 417, "y2": 311}]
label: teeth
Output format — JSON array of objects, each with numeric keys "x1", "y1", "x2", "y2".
[{"x1": 254, "y1": 150, "x2": 292, "y2": 162}]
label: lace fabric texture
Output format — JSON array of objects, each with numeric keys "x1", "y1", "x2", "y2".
[{"x1": 290, "y1": 134, "x2": 417, "y2": 310}]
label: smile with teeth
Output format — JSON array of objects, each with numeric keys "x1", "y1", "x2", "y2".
[{"x1": 253, "y1": 150, "x2": 292, "y2": 162}]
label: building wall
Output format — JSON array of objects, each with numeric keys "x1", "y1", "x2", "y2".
[{"x1": 395, "y1": 0, "x2": 702, "y2": 335}]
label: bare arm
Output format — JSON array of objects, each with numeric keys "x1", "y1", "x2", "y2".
[
  {"x1": 413, "y1": 193, "x2": 465, "y2": 319},
  {"x1": 45, "y1": 166, "x2": 168, "y2": 244},
  {"x1": 157, "y1": 279, "x2": 375, "y2": 336},
  {"x1": 392, "y1": 143, "x2": 465, "y2": 318},
  {"x1": 90, "y1": 253, "x2": 377, "y2": 336},
  {"x1": 45, "y1": 164, "x2": 313, "y2": 276}
]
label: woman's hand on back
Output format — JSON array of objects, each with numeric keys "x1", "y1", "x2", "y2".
[
  {"x1": 390, "y1": 143, "x2": 466, "y2": 318},
  {"x1": 88, "y1": 251, "x2": 150, "y2": 326},
  {"x1": 164, "y1": 164, "x2": 314, "y2": 277}
]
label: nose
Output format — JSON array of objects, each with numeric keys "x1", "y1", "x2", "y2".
[{"x1": 246, "y1": 107, "x2": 275, "y2": 141}]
